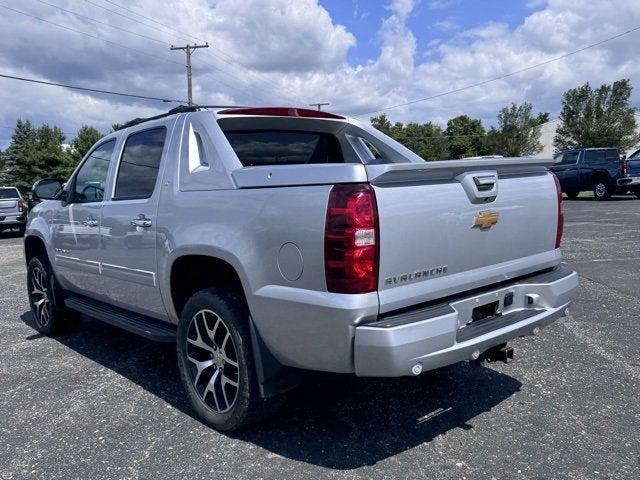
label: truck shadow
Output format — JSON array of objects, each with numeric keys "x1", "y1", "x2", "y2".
[
  {"x1": 21, "y1": 311, "x2": 521, "y2": 470},
  {"x1": 567, "y1": 195, "x2": 636, "y2": 202}
]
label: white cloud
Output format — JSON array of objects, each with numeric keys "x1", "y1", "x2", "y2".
[
  {"x1": 426, "y1": 0, "x2": 461, "y2": 10},
  {"x1": 0, "y1": 0, "x2": 639, "y2": 147},
  {"x1": 433, "y1": 18, "x2": 459, "y2": 33},
  {"x1": 208, "y1": 0, "x2": 356, "y2": 73}
]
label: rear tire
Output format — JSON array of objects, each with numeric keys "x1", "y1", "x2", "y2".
[
  {"x1": 633, "y1": 188, "x2": 640, "y2": 199},
  {"x1": 18, "y1": 224, "x2": 26, "y2": 236},
  {"x1": 565, "y1": 190, "x2": 579, "y2": 199},
  {"x1": 176, "y1": 288, "x2": 281, "y2": 431},
  {"x1": 26, "y1": 257, "x2": 78, "y2": 335},
  {"x1": 593, "y1": 180, "x2": 611, "y2": 201}
]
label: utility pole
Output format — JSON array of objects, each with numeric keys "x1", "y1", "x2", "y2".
[
  {"x1": 170, "y1": 43, "x2": 209, "y2": 106},
  {"x1": 309, "y1": 102, "x2": 330, "y2": 111}
]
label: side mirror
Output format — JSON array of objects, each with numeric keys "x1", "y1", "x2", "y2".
[{"x1": 32, "y1": 178, "x2": 63, "y2": 201}]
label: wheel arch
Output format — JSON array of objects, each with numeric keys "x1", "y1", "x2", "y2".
[
  {"x1": 168, "y1": 252, "x2": 298, "y2": 398},
  {"x1": 24, "y1": 234, "x2": 48, "y2": 267},
  {"x1": 169, "y1": 254, "x2": 248, "y2": 320},
  {"x1": 591, "y1": 170, "x2": 611, "y2": 185}
]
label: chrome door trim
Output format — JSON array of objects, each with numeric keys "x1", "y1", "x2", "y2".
[
  {"x1": 55, "y1": 255, "x2": 101, "y2": 274},
  {"x1": 100, "y1": 262, "x2": 157, "y2": 287},
  {"x1": 54, "y1": 255, "x2": 156, "y2": 287}
]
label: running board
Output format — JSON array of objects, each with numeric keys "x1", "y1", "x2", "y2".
[{"x1": 64, "y1": 295, "x2": 177, "y2": 342}]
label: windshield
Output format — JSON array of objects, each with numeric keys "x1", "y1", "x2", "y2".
[
  {"x1": 0, "y1": 188, "x2": 20, "y2": 199},
  {"x1": 629, "y1": 149, "x2": 640, "y2": 159}
]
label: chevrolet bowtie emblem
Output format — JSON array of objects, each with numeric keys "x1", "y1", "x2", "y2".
[{"x1": 473, "y1": 210, "x2": 499, "y2": 230}]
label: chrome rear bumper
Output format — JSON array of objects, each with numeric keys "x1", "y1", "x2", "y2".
[
  {"x1": 354, "y1": 266, "x2": 578, "y2": 377},
  {"x1": 617, "y1": 176, "x2": 640, "y2": 186}
]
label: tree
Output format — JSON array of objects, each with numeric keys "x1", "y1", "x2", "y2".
[
  {"x1": 370, "y1": 113, "x2": 392, "y2": 136},
  {"x1": 445, "y1": 115, "x2": 486, "y2": 158},
  {"x1": 485, "y1": 102, "x2": 549, "y2": 157},
  {"x1": 0, "y1": 120, "x2": 39, "y2": 193},
  {"x1": 33, "y1": 124, "x2": 68, "y2": 178},
  {"x1": 55, "y1": 125, "x2": 103, "y2": 179},
  {"x1": 553, "y1": 79, "x2": 640, "y2": 152},
  {"x1": 0, "y1": 121, "x2": 69, "y2": 194},
  {"x1": 370, "y1": 114, "x2": 449, "y2": 160}
]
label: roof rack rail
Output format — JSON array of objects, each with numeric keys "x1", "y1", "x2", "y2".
[
  {"x1": 115, "y1": 104, "x2": 250, "y2": 131},
  {"x1": 115, "y1": 105, "x2": 196, "y2": 130}
]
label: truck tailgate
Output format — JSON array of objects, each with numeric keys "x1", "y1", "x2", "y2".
[
  {"x1": 0, "y1": 200, "x2": 18, "y2": 211},
  {"x1": 626, "y1": 158, "x2": 640, "y2": 177},
  {"x1": 366, "y1": 159, "x2": 560, "y2": 313}
]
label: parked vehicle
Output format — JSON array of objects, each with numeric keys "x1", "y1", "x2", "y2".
[
  {"x1": 24, "y1": 106, "x2": 578, "y2": 431},
  {"x1": 619, "y1": 148, "x2": 640, "y2": 198},
  {"x1": 550, "y1": 147, "x2": 633, "y2": 200},
  {"x1": 0, "y1": 187, "x2": 27, "y2": 235}
]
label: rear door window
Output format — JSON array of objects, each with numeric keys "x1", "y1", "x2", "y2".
[
  {"x1": 223, "y1": 130, "x2": 344, "y2": 166},
  {"x1": 0, "y1": 188, "x2": 20, "y2": 199},
  {"x1": 556, "y1": 152, "x2": 580, "y2": 164},
  {"x1": 584, "y1": 150, "x2": 605, "y2": 164},
  {"x1": 114, "y1": 127, "x2": 166, "y2": 200},
  {"x1": 605, "y1": 149, "x2": 619, "y2": 162}
]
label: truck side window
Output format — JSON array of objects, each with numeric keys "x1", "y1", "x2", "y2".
[
  {"x1": 72, "y1": 139, "x2": 116, "y2": 203},
  {"x1": 584, "y1": 150, "x2": 605, "y2": 164},
  {"x1": 558, "y1": 151, "x2": 579, "y2": 164},
  {"x1": 606, "y1": 150, "x2": 619, "y2": 162},
  {"x1": 114, "y1": 127, "x2": 166, "y2": 200}
]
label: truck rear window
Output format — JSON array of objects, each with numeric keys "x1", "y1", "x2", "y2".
[
  {"x1": 0, "y1": 188, "x2": 19, "y2": 199},
  {"x1": 223, "y1": 130, "x2": 344, "y2": 166}
]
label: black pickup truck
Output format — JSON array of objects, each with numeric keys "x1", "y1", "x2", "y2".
[{"x1": 550, "y1": 148, "x2": 640, "y2": 200}]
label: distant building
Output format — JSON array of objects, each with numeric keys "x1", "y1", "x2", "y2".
[{"x1": 536, "y1": 114, "x2": 640, "y2": 158}]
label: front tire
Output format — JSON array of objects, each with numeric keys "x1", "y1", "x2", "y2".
[
  {"x1": 26, "y1": 257, "x2": 75, "y2": 335},
  {"x1": 593, "y1": 180, "x2": 611, "y2": 201},
  {"x1": 176, "y1": 288, "x2": 279, "y2": 431},
  {"x1": 633, "y1": 188, "x2": 640, "y2": 199}
]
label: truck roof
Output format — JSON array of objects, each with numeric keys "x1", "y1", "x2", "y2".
[{"x1": 115, "y1": 105, "x2": 345, "y2": 130}]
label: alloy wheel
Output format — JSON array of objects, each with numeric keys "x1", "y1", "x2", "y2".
[
  {"x1": 29, "y1": 265, "x2": 51, "y2": 328},
  {"x1": 185, "y1": 309, "x2": 240, "y2": 413}
]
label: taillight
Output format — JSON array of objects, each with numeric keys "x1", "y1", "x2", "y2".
[
  {"x1": 552, "y1": 173, "x2": 564, "y2": 248},
  {"x1": 619, "y1": 159, "x2": 628, "y2": 176},
  {"x1": 325, "y1": 183, "x2": 379, "y2": 294},
  {"x1": 17, "y1": 199, "x2": 24, "y2": 213}
]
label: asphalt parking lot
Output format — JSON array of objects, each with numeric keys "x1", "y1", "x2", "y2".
[{"x1": 1, "y1": 196, "x2": 639, "y2": 480}]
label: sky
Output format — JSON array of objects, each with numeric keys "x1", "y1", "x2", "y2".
[{"x1": 0, "y1": 0, "x2": 639, "y2": 147}]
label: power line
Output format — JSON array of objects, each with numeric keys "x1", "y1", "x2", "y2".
[
  {"x1": 98, "y1": 0, "x2": 208, "y2": 44},
  {"x1": 0, "y1": 72, "x2": 184, "y2": 103},
  {"x1": 83, "y1": 0, "x2": 195, "y2": 44},
  {"x1": 170, "y1": 43, "x2": 210, "y2": 106},
  {"x1": 351, "y1": 23, "x2": 640, "y2": 117},
  {"x1": 35, "y1": 0, "x2": 168, "y2": 46},
  {"x1": 75, "y1": 0, "x2": 280, "y2": 103},
  {"x1": 0, "y1": 3, "x2": 179, "y2": 66},
  {"x1": 5, "y1": 2, "x2": 268, "y2": 105},
  {"x1": 84, "y1": 0, "x2": 304, "y2": 103}
]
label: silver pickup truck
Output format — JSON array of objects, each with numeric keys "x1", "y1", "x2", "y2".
[
  {"x1": 25, "y1": 106, "x2": 578, "y2": 431},
  {"x1": 0, "y1": 187, "x2": 27, "y2": 235}
]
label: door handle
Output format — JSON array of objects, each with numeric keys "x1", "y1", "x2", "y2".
[
  {"x1": 131, "y1": 214, "x2": 152, "y2": 228},
  {"x1": 473, "y1": 174, "x2": 497, "y2": 192},
  {"x1": 82, "y1": 217, "x2": 98, "y2": 227}
]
